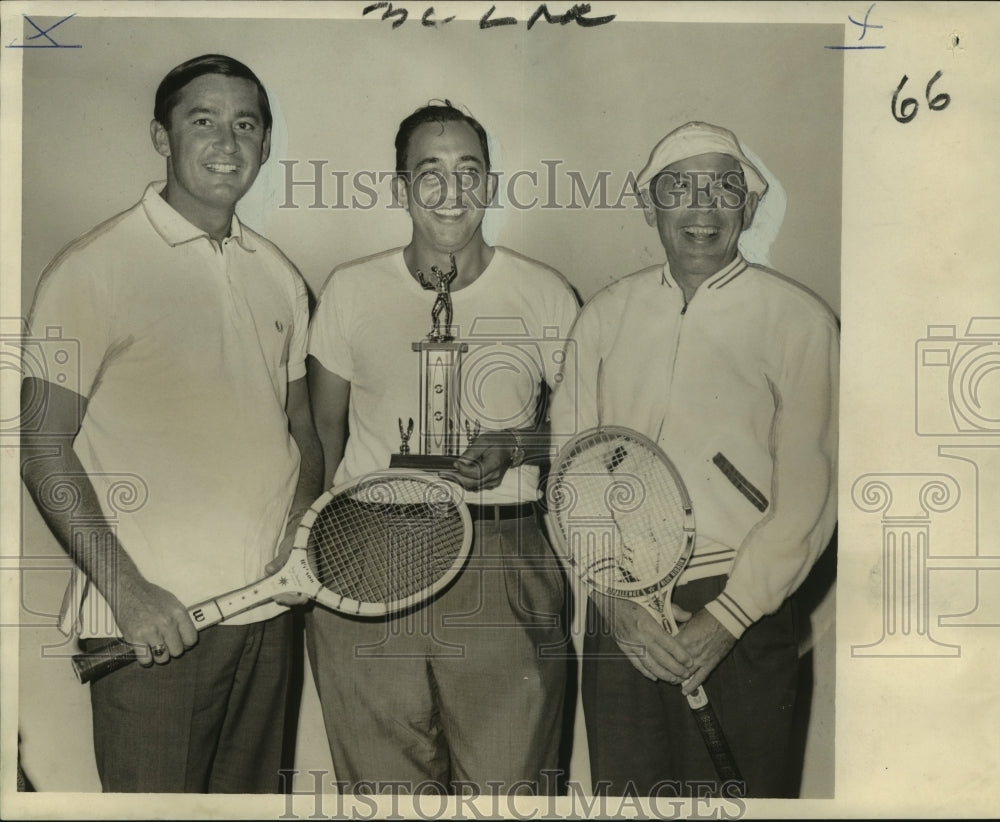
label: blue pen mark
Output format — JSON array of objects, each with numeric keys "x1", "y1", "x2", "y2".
[
  {"x1": 7, "y1": 14, "x2": 82, "y2": 49},
  {"x1": 826, "y1": 2, "x2": 886, "y2": 50},
  {"x1": 848, "y1": 3, "x2": 884, "y2": 38}
]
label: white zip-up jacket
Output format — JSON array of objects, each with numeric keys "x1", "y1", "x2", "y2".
[{"x1": 551, "y1": 255, "x2": 839, "y2": 638}]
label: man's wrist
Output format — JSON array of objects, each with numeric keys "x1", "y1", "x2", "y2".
[
  {"x1": 703, "y1": 597, "x2": 748, "y2": 640},
  {"x1": 504, "y1": 428, "x2": 527, "y2": 468}
]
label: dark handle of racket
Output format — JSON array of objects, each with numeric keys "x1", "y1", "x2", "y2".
[
  {"x1": 687, "y1": 684, "x2": 744, "y2": 785},
  {"x1": 72, "y1": 637, "x2": 142, "y2": 684}
]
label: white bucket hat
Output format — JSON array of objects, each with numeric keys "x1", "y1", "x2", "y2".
[{"x1": 635, "y1": 121, "x2": 768, "y2": 198}]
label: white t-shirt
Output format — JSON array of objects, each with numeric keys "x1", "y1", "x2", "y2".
[
  {"x1": 28, "y1": 183, "x2": 309, "y2": 636},
  {"x1": 308, "y1": 246, "x2": 579, "y2": 505}
]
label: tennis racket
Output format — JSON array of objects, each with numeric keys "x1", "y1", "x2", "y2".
[
  {"x1": 72, "y1": 470, "x2": 473, "y2": 684},
  {"x1": 546, "y1": 426, "x2": 743, "y2": 785}
]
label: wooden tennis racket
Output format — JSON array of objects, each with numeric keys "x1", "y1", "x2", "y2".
[
  {"x1": 546, "y1": 426, "x2": 743, "y2": 785},
  {"x1": 72, "y1": 470, "x2": 473, "y2": 684}
]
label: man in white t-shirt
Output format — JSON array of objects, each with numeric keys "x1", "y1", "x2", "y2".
[
  {"x1": 20, "y1": 54, "x2": 322, "y2": 792},
  {"x1": 307, "y1": 101, "x2": 579, "y2": 793}
]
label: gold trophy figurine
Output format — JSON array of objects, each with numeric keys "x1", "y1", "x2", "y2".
[{"x1": 417, "y1": 254, "x2": 458, "y2": 342}]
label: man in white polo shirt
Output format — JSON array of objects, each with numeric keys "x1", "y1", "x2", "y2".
[
  {"x1": 20, "y1": 54, "x2": 322, "y2": 793},
  {"x1": 550, "y1": 122, "x2": 838, "y2": 797}
]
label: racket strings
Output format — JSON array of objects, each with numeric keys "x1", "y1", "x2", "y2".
[
  {"x1": 307, "y1": 478, "x2": 466, "y2": 604},
  {"x1": 552, "y1": 434, "x2": 691, "y2": 591}
]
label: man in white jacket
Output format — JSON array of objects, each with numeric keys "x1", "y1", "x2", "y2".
[{"x1": 550, "y1": 121, "x2": 838, "y2": 797}]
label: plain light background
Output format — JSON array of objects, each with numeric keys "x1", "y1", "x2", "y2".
[{"x1": 12, "y1": 9, "x2": 841, "y2": 804}]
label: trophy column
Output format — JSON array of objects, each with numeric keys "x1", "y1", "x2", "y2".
[
  {"x1": 390, "y1": 253, "x2": 469, "y2": 471},
  {"x1": 390, "y1": 340, "x2": 468, "y2": 470}
]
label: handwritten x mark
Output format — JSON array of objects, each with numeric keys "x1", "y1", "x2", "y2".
[
  {"x1": 849, "y1": 3, "x2": 884, "y2": 41},
  {"x1": 824, "y1": 2, "x2": 885, "y2": 51},
  {"x1": 8, "y1": 14, "x2": 81, "y2": 49}
]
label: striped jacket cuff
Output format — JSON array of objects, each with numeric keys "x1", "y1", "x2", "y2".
[{"x1": 704, "y1": 591, "x2": 761, "y2": 639}]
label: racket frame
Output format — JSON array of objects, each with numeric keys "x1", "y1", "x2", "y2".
[
  {"x1": 546, "y1": 425, "x2": 744, "y2": 785},
  {"x1": 548, "y1": 426, "x2": 696, "y2": 601},
  {"x1": 71, "y1": 469, "x2": 472, "y2": 683},
  {"x1": 295, "y1": 469, "x2": 473, "y2": 617}
]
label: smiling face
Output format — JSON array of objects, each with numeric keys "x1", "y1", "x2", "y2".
[
  {"x1": 644, "y1": 152, "x2": 759, "y2": 281},
  {"x1": 397, "y1": 120, "x2": 494, "y2": 257},
  {"x1": 151, "y1": 73, "x2": 271, "y2": 233}
]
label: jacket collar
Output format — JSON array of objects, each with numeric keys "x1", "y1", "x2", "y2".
[{"x1": 660, "y1": 254, "x2": 748, "y2": 290}]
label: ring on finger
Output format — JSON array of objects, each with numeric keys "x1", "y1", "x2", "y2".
[{"x1": 151, "y1": 643, "x2": 168, "y2": 657}]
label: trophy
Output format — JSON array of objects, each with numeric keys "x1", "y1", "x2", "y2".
[{"x1": 390, "y1": 254, "x2": 469, "y2": 471}]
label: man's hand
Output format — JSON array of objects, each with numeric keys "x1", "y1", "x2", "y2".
[
  {"x1": 268, "y1": 510, "x2": 310, "y2": 607},
  {"x1": 594, "y1": 594, "x2": 695, "y2": 682},
  {"x1": 19, "y1": 380, "x2": 198, "y2": 667},
  {"x1": 441, "y1": 429, "x2": 518, "y2": 492},
  {"x1": 675, "y1": 608, "x2": 737, "y2": 695},
  {"x1": 114, "y1": 575, "x2": 198, "y2": 667}
]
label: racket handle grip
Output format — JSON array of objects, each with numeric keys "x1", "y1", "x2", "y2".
[
  {"x1": 688, "y1": 686, "x2": 744, "y2": 785},
  {"x1": 71, "y1": 638, "x2": 139, "y2": 684}
]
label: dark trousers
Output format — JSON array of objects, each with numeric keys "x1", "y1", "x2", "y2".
[
  {"x1": 82, "y1": 613, "x2": 293, "y2": 793},
  {"x1": 582, "y1": 576, "x2": 800, "y2": 798}
]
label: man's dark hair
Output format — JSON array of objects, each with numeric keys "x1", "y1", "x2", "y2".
[
  {"x1": 154, "y1": 54, "x2": 272, "y2": 131},
  {"x1": 395, "y1": 100, "x2": 490, "y2": 175}
]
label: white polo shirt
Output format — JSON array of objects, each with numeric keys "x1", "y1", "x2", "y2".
[
  {"x1": 551, "y1": 256, "x2": 839, "y2": 638},
  {"x1": 28, "y1": 183, "x2": 309, "y2": 637}
]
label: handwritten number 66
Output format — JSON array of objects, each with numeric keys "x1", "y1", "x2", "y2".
[{"x1": 892, "y1": 70, "x2": 951, "y2": 124}]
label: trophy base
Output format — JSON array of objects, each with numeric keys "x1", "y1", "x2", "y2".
[{"x1": 389, "y1": 454, "x2": 459, "y2": 472}]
